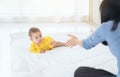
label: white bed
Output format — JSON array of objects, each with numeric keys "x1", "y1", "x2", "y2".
[{"x1": 10, "y1": 23, "x2": 118, "y2": 77}]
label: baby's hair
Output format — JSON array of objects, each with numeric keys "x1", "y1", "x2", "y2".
[{"x1": 28, "y1": 27, "x2": 40, "y2": 36}]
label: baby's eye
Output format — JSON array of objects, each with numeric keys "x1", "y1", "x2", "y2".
[
  {"x1": 39, "y1": 35, "x2": 42, "y2": 37},
  {"x1": 35, "y1": 37, "x2": 38, "y2": 39}
]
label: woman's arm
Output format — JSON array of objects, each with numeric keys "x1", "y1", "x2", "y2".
[{"x1": 65, "y1": 25, "x2": 105, "y2": 49}]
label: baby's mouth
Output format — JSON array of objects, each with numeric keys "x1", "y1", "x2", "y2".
[
  {"x1": 38, "y1": 41, "x2": 41, "y2": 43},
  {"x1": 37, "y1": 41, "x2": 41, "y2": 45}
]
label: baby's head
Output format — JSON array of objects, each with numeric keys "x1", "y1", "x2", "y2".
[{"x1": 29, "y1": 27, "x2": 43, "y2": 45}]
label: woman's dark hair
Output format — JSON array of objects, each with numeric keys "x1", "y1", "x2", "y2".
[{"x1": 100, "y1": 0, "x2": 120, "y2": 45}]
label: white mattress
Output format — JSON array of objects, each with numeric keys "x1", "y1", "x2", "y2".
[{"x1": 10, "y1": 24, "x2": 117, "y2": 77}]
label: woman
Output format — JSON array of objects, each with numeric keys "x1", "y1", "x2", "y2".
[{"x1": 65, "y1": 0, "x2": 120, "y2": 77}]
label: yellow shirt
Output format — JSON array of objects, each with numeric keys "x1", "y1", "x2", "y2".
[{"x1": 29, "y1": 36, "x2": 54, "y2": 53}]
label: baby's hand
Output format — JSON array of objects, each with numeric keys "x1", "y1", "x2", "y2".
[{"x1": 40, "y1": 49, "x2": 46, "y2": 53}]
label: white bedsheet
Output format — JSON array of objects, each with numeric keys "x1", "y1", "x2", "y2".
[{"x1": 10, "y1": 28, "x2": 117, "y2": 77}]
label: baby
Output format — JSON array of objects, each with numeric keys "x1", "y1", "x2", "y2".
[{"x1": 28, "y1": 27, "x2": 65, "y2": 53}]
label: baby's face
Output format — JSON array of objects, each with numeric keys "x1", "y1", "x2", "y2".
[{"x1": 30, "y1": 31, "x2": 43, "y2": 45}]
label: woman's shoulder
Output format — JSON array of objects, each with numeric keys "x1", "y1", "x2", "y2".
[
  {"x1": 101, "y1": 20, "x2": 114, "y2": 26},
  {"x1": 98, "y1": 20, "x2": 114, "y2": 30},
  {"x1": 94, "y1": 21, "x2": 114, "y2": 33}
]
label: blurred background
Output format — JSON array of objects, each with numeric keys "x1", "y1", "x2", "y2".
[{"x1": 0, "y1": 0, "x2": 102, "y2": 24}]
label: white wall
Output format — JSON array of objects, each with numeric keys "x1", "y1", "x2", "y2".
[
  {"x1": 0, "y1": 29, "x2": 11, "y2": 77},
  {"x1": 89, "y1": 0, "x2": 101, "y2": 26},
  {"x1": 92, "y1": 0, "x2": 101, "y2": 25}
]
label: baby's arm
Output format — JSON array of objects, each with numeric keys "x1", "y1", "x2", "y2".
[
  {"x1": 50, "y1": 41, "x2": 65, "y2": 48},
  {"x1": 55, "y1": 41, "x2": 65, "y2": 47}
]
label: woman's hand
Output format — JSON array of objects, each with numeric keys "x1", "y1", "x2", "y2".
[{"x1": 65, "y1": 34, "x2": 81, "y2": 47}]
